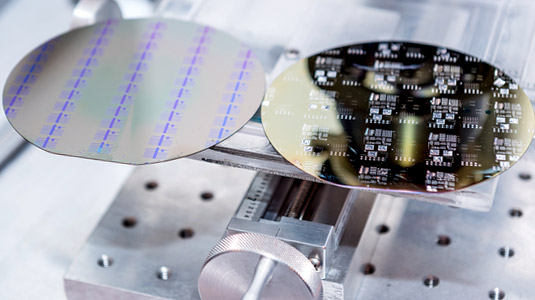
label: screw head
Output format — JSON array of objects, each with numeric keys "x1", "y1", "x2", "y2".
[
  {"x1": 157, "y1": 266, "x2": 172, "y2": 280},
  {"x1": 308, "y1": 256, "x2": 322, "y2": 272},
  {"x1": 98, "y1": 254, "x2": 113, "y2": 268},
  {"x1": 285, "y1": 48, "x2": 300, "y2": 60}
]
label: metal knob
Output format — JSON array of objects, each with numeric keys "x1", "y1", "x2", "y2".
[{"x1": 198, "y1": 233, "x2": 323, "y2": 300}]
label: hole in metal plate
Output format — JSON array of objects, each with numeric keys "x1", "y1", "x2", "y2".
[
  {"x1": 145, "y1": 181, "x2": 158, "y2": 190},
  {"x1": 509, "y1": 209, "x2": 523, "y2": 218},
  {"x1": 498, "y1": 247, "x2": 515, "y2": 258},
  {"x1": 423, "y1": 275, "x2": 440, "y2": 288},
  {"x1": 179, "y1": 228, "x2": 194, "y2": 239},
  {"x1": 362, "y1": 263, "x2": 376, "y2": 275},
  {"x1": 122, "y1": 217, "x2": 137, "y2": 228},
  {"x1": 97, "y1": 254, "x2": 113, "y2": 268},
  {"x1": 436, "y1": 235, "x2": 451, "y2": 246},
  {"x1": 488, "y1": 288, "x2": 505, "y2": 300},
  {"x1": 200, "y1": 191, "x2": 214, "y2": 201},
  {"x1": 377, "y1": 224, "x2": 390, "y2": 234}
]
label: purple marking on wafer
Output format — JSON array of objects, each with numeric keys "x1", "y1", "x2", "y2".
[
  {"x1": 35, "y1": 20, "x2": 116, "y2": 149},
  {"x1": 142, "y1": 26, "x2": 213, "y2": 161},
  {"x1": 205, "y1": 47, "x2": 253, "y2": 144},
  {"x1": 89, "y1": 21, "x2": 166, "y2": 155}
]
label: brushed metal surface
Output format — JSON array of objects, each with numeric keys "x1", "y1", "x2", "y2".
[
  {"x1": 226, "y1": 177, "x2": 360, "y2": 280},
  {"x1": 64, "y1": 158, "x2": 256, "y2": 300},
  {"x1": 0, "y1": 145, "x2": 133, "y2": 300},
  {"x1": 227, "y1": 217, "x2": 336, "y2": 281},
  {"x1": 355, "y1": 143, "x2": 535, "y2": 300},
  {"x1": 63, "y1": 169, "x2": 381, "y2": 300}
]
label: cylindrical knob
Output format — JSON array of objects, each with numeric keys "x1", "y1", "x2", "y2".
[{"x1": 198, "y1": 233, "x2": 323, "y2": 300}]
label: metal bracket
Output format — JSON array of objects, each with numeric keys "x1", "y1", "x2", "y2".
[{"x1": 71, "y1": 0, "x2": 122, "y2": 29}]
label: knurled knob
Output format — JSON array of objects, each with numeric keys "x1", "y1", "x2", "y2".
[{"x1": 198, "y1": 232, "x2": 323, "y2": 300}]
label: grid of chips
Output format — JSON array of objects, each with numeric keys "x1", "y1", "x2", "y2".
[
  {"x1": 3, "y1": 18, "x2": 265, "y2": 164},
  {"x1": 261, "y1": 42, "x2": 535, "y2": 192}
]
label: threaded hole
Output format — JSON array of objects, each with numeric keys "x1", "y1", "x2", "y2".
[
  {"x1": 145, "y1": 181, "x2": 158, "y2": 190},
  {"x1": 498, "y1": 247, "x2": 515, "y2": 258},
  {"x1": 157, "y1": 266, "x2": 171, "y2": 280},
  {"x1": 509, "y1": 209, "x2": 523, "y2": 218},
  {"x1": 97, "y1": 255, "x2": 113, "y2": 268},
  {"x1": 200, "y1": 192, "x2": 214, "y2": 201},
  {"x1": 436, "y1": 235, "x2": 451, "y2": 246},
  {"x1": 122, "y1": 217, "x2": 137, "y2": 228},
  {"x1": 362, "y1": 263, "x2": 376, "y2": 275},
  {"x1": 179, "y1": 228, "x2": 194, "y2": 239},
  {"x1": 377, "y1": 224, "x2": 390, "y2": 234},
  {"x1": 488, "y1": 288, "x2": 505, "y2": 299},
  {"x1": 518, "y1": 173, "x2": 531, "y2": 181},
  {"x1": 423, "y1": 275, "x2": 440, "y2": 288}
]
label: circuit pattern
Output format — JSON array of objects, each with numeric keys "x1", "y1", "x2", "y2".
[{"x1": 262, "y1": 42, "x2": 534, "y2": 192}]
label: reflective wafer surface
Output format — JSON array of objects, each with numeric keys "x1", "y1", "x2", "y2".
[
  {"x1": 3, "y1": 18, "x2": 265, "y2": 164},
  {"x1": 261, "y1": 42, "x2": 535, "y2": 192}
]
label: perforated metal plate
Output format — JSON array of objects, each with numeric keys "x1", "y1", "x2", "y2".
[
  {"x1": 261, "y1": 41, "x2": 535, "y2": 193},
  {"x1": 3, "y1": 18, "x2": 265, "y2": 164}
]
